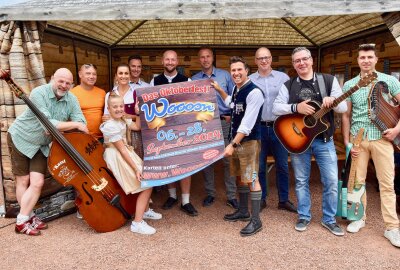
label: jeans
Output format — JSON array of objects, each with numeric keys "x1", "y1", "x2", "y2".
[
  {"x1": 203, "y1": 118, "x2": 236, "y2": 200},
  {"x1": 258, "y1": 125, "x2": 289, "y2": 202},
  {"x1": 291, "y1": 138, "x2": 338, "y2": 224}
]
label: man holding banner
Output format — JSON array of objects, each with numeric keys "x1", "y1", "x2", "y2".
[
  {"x1": 192, "y1": 47, "x2": 238, "y2": 209},
  {"x1": 213, "y1": 56, "x2": 264, "y2": 237},
  {"x1": 150, "y1": 50, "x2": 198, "y2": 216}
]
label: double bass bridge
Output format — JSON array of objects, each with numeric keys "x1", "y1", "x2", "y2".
[{"x1": 92, "y1": 178, "x2": 108, "y2": 191}]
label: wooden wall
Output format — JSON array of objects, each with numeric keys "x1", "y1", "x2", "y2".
[{"x1": 42, "y1": 32, "x2": 109, "y2": 91}]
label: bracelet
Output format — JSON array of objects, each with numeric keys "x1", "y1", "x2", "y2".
[{"x1": 291, "y1": 104, "x2": 295, "y2": 113}]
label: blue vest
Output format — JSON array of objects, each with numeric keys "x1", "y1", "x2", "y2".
[{"x1": 229, "y1": 80, "x2": 262, "y2": 142}]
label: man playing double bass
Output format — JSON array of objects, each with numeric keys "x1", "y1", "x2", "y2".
[
  {"x1": 7, "y1": 68, "x2": 88, "y2": 236},
  {"x1": 342, "y1": 44, "x2": 400, "y2": 248}
]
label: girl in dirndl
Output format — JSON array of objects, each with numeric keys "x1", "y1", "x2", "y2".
[{"x1": 100, "y1": 93, "x2": 161, "y2": 235}]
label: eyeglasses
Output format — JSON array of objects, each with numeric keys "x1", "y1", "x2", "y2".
[
  {"x1": 292, "y1": 56, "x2": 311, "y2": 64},
  {"x1": 256, "y1": 56, "x2": 272, "y2": 61}
]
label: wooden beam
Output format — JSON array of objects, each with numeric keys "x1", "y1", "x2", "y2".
[
  {"x1": 2, "y1": 1, "x2": 400, "y2": 20},
  {"x1": 281, "y1": 18, "x2": 318, "y2": 47},
  {"x1": 110, "y1": 20, "x2": 148, "y2": 48},
  {"x1": 382, "y1": 12, "x2": 400, "y2": 46}
]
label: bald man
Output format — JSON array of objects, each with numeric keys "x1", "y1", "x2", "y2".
[
  {"x1": 7, "y1": 68, "x2": 88, "y2": 235},
  {"x1": 150, "y1": 50, "x2": 198, "y2": 217}
]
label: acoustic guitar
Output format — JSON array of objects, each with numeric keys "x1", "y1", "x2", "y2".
[{"x1": 274, "y1": 72, "x2": 377, "y2": 154}]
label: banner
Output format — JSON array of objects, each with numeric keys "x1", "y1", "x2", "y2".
[{"x1": 136, "y1": 79, "x2": 225, "y2": 187}]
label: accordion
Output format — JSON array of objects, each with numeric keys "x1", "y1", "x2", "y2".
[{"x1": 368, "y1": 81, "x2": 400, "y2": 151}]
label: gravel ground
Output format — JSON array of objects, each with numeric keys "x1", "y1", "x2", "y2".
[{"x1": 0, "y1": 161, "x2": 399, "y2": 270}]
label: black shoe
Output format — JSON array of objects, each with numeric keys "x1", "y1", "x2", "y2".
[
  {"x1": 202, "y1": 195, "x2": 215, "y2": 207},
  {"x1": 180, "y1": 203, "x2": 198, "y2": 216},
  {"x1": 260, "y1": 199, "x2": 267, "y2": 212},
  {"x1": 162, "y1": 197, "x2": 178, "y2": 210},
  {"x1": 278, "y1": 201, "x2": 297, "y2": 213},
  {"x1": 240, "y1": 218, "x2": 263, "y2": 237},
  {"x1": 226, "y1": 199, "x2": 239, "y2": 209},
  {"x1": 223, "y1": 209, "x2": 250, "y2": 222}
]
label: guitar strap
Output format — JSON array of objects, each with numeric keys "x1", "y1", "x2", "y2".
[{"x1": 316, "y1": 73, "x2": 327, "y2": 99}]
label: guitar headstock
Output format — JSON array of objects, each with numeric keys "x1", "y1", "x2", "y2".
[
  {"x1": 0, "y1": 69, "x2": 10, "y2": 80},
  {"x1": 358, "y1": 71, "x2": 378, "y2": 88},
  {"x1": 0, "y1": 69, "x2": 25, "y2": 98}
]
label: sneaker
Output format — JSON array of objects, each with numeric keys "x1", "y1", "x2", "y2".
[
  {"x1": 346, "y1": 219, "x2": 365, "y2": 233},
  {"x1": 180, "y1": 203, "x2": 198, "y2": 216},
  {"x1": 29, "y1": 215, "x2": 48, "y2": 230},
  {"x1": 295, "y1": 219, "x2": 310, "y2": 232},
  {"x1": 15, "y1": 221, "x2": 41, "y2": 236},
  {"x1": 321, "y1": 222, "x2": 345, "y2": 236},
  {"x1": 162, "y1": 197, "x2": 178, "y2": 210},
  {"x1": 384, "y1": 228, "x2": 400, "y2": 248},
  {"x1": 76, "y1": 210, "x2": 83, "y2": 219},
  {"x1": 130, "y1": 220, "x2": 156, "y2": 235},
  {"x1": 226, "y1": 199, "x2": 239, "y2": 210},
  {"x1": 143, "y1": 208, "x2": 162, "y2": 220}
]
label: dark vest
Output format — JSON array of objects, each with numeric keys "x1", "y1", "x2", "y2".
[
  {"x1": 153, "y1": 72, "x2": 188, "y2": 86},
  {"x1": 229, "y1": 80, "x2": 263, "y2": 142},
  {"x1": 284, "y1": 73, "x2": 335, "y2": 141}
]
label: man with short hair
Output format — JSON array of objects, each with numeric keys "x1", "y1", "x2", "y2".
[
  {"x1": 192, "y1": 47, "x2": 238, "y2": 209},
  {"x1": 273, "y1": 47, "x2": 347, "y2": 236},
  {"x1": 6, "y1": 68, "x2": 88, "y2": 235},
  {"x1": 249, "y1": 47, "x2": 296, "y2": 213},
  {"x1": 71, "y1": 64, "x2": 106, "y2": 140},
  {"x1": 342, "y1": 44, "x2": 400, "y2": 247},
  {"x1": 151, "y1": 50, "x2": 198, "y2": 217},
  {"x1": 128, "y1": 55, "x2": 150, "y2": 159},
  {"x1": 214, "y1": 56, "x2": 264, "y2": 236},
  {"x1": 128, "y1": 55, "x2": 150, "y2": 89}
]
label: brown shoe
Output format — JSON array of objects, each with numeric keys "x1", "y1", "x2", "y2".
[
  {"x1": 15, "y1": 221, "x2": 41, "y2": 236},
  {"x1": 29, "y1": 216, "x2": 48, "y2": 230}
]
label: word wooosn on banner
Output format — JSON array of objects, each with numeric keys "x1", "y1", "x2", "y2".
[{"x1": 136, "y1": 79, "x2": 225, "y2": 187}]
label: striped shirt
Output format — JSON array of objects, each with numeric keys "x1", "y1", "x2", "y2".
[
  {"x1": 249, "y1": 70, "x2": 289, "y2": 121},
  {"x1": 343, "y1": 71, "x2": 400, "y2": 140},
  {"x1": 8, "y1": 83, "x2": 86, "y2": 158}
]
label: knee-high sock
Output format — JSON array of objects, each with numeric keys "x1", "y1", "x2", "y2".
[
  {"x1": 238, "y1": 185, "x2": 249, "y2": 214},
  {"x1": 251, "y1": 190, "x2": 262, "y2": 220}
]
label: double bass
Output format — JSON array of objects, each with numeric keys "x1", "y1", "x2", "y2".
[{"x1": 1, "y1": 70, "x2": 137, "y2": 233}]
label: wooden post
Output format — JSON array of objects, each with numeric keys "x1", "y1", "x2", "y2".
[{"x1": 382, "y1": 12, "x2": 400, "y2": 46}]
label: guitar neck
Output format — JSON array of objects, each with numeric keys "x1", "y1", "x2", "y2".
[
  {"x1": 314, "y1": 84, "x2": 361, "y2": 120},
  {"x1": 348, "y1": 128, "x2": 364, "y2": 193},
  {"x1": 314, "y1": 72, "x2": 377, "y2": 120}
]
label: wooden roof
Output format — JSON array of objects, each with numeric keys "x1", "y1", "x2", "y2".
[{"x1": 0, "y1": 1, "x2": 398, "y2": 47}]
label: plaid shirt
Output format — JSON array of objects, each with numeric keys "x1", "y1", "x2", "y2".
[{"x1": 343, "y1": 71, "x2": 400, "y2": 141}]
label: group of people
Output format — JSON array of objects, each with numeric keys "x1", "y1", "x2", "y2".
[{"x1": 6, "y1": 44, "x2": 400, "y2": 247}]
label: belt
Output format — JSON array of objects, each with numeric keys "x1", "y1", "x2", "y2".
[
  {"x1": 260, "y1": 121, "x2": 274, "y2": 127},
  {"x1": 220, "y1": 114, "x2": 230, "y2": 120}
]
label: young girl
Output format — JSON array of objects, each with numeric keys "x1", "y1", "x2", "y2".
[{"x1": 100, "y1": 93, "x2": 160, "y2": 235}]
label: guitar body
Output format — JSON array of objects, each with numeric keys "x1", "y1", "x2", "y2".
[
  {"x1": 336, "y1": 180, "x2": 348, "y2": 218},
  {"x1": 347, "y1": 185, "x2": 366, "y2": 221},
  {"x1": 274, "y1": 101, "x2": 329, "y2": 154}
]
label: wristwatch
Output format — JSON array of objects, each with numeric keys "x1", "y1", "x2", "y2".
[{"x1": 231, "y1": 142, "x2": 240, "y2": 148}]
